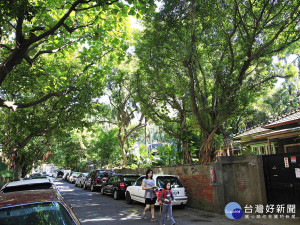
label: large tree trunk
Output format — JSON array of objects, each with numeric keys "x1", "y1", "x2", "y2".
[
  {"x1": 118, "y1": 128, "x2": 127, "y2": 166},
  {"x1": 221, "y1": 126, "x2": 230, "y2": 156},
  {"x1": 177, "y1": 140, "x2": 182, "y2": 164},
  {"x1": 119, "y1": 135, "x2": 127, "y2": 166},
  {"x1": 144, "y1": 118, "x2": 147, "y2": 153},
  {"x1": 21, "y1": 165, "x2": 28, "y2": 178},
  {"x1": 199, "y1": 127, "x2": 218, "y2": 164},
  {"x1": 182, "y1": 141, "x2": 191, "y2": 164},
  {"x1": 13, "y1": 162, "x2": 22, "y2": 180}
]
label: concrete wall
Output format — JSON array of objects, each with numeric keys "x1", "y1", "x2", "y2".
[
  {"x1": 116, "y1": 155, "x2": 267, "y2": 214},
  {"x1": 215, "y1": 155, "x2": 267, "y2": 213}
]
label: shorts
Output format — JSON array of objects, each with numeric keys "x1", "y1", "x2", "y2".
[{"x1": 145, "y1": 197, "x2": 157, "y2": 205}]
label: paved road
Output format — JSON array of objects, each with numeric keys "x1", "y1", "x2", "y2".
[{"x1": 52, "y1": 178, "x2": 300, "y2": 225}]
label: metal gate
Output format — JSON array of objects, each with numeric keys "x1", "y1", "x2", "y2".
[{"x1": 263, "y1": 153, "x2": 300, "y2": 216}]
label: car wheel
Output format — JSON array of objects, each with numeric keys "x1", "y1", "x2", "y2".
[
  {"x1": 126, "y1": 191, "x2": 132, "y2": 204},
  {"x1": 180, "y1": 204, "x2": 186, "y2": 209},
  {"x1": 113, "y1": 190, "x2": 119, "y2": 200},
  {"x1": 100, "y1": 187, "x2": 105, "y2": 195}
]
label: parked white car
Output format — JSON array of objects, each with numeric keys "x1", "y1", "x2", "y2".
[
  {"x1": 69, "y1": 172, "x2": 82, "y2": 184},
  {"x1": 75, "y1": 173, "x2": 88, "y2": 188},
  {"x1": 125, "y1": 174, "x2": 188, "y2": 208}
]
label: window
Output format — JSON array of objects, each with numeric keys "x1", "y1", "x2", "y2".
[
  {"x1": 123, "y1": 176, "x2": 139, "y2": 182},
  {"x1": 271, "y1": 146, "x2": 276, "y2": 154},
  {"x1": 251, "y1": 144, "x2": 275, "y2": 155},
  {"x1": 260, "y1": 146, "x2": 265, "y2": 154},
  {"x1": 2, "y1": 183, "x2": 53, "y2": 193},
  {"x1": 156, "y1": 176, "x2": 183, "y2": 188},
  {"x1": 0, "y1": 202, "x2": 74, "y2": 225},
  {"x1": 135, "y1": 177, "x2": 144, "y2": 186},
  {"x1": 253, "y1": 147, "x2": 258, "y2": 152},
  {"x1": 108, "y1": 176, "x2": 116, "y2": 182}
]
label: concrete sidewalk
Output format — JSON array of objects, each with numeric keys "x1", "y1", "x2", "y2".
[{"x1": 183, "y1": 207, "x2": 300, "y2": 225}]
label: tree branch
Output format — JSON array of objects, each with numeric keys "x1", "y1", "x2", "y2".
[
  {"x1": 97, "y1": 120, "x2": 118, "y2": 125},
  {"x1": 0, "y1": 85, "x2": 75, "y2": 110},
  {"x1": 0, "y1": 44, "x2": 12, "y2": 51},
  {"x1": 15, "y1": 12, "x2": 24, "y2": 45}
]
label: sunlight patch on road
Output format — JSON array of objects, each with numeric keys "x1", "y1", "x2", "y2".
[
  {"x1": 58, "y1": 188, "x2": 75, "y2": 192},
  {"x1": 119, "y1": 209, "x2": 141, "y2": 220},
  {"x1": 81, "y1": 217, "x2": 116, "y2": 222}
]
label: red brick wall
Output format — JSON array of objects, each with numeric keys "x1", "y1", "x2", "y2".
[
  {"x1": 172, "y1": 166, "x2": 215, "y2": 211},
  {"x1": 117, "y1": 164, "x2": 217, "y2": 211}
]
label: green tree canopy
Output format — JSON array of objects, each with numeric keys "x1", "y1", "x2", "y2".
[
  {"x1": 136, "y1": 0, "x2": 299, "y2": 163},
  {"x1": 0, "y1": 0, "x2": 154, "y2": 110}
]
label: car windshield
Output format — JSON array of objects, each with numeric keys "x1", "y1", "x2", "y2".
[
  {"x1": 123, "y1": 176, "x2": 139, "y2": 182},
  {"x1": 2, "y1": 183, "x2": 53, "y2": 193},
  {"x1": 30, "y1": 174, "x2": 41, "y2": 177},
  {"x1": 0, "y1": 202, "x2": 74, "y2": 225},
  {"x1": 156, "y1": 176, "x2": 183, "y2": 188}
]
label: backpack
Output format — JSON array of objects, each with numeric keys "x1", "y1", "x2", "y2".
[{"x1": 160, "y1": 188, "x2": 172, "y2": 200}]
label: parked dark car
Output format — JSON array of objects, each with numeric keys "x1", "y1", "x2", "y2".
[
  {"x1": 0, "y1": 189, "x2": 80, "y2": 225},
  {"x1": 101, "y1": 174, "x2": 140, "y2": 200},
  {"x1": 83, "y1": 169, "x2": 115, "y2": 192},
  {"x1": 56, "y1": 170, "x2": 64, "y2": 178}
]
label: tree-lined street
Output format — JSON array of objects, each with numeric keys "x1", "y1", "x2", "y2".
[{"x1": 0, "y1": 0, "x2": 299, "y2": 224}]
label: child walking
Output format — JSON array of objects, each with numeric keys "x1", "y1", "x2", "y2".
[{"x1": 160, "y1": 182, "x2": 176, "y2": 225}]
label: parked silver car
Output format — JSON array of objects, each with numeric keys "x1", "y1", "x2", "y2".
[
  {"x1": 68, "y1": 172, "x2": 82, "y2": 184},
  {"x1": 75, "y1": 173, "x2": 88, "y2": 188}
]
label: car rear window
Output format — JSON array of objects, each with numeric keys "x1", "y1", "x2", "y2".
[
  {"x1": 156, "y1": 176, "x2": 183, "y2": 188},
  {"x1": 2, "y1": 183, "x2": 53, "y2": 193},
  {"x1": 0, "y1": 202, "x2": 74, "y2": 225},
  {"x1": 73, "y1": 172, "x2": 81, "y2": 176},
  {"x1": 98, "y1": 171, "x2": 114, "y2": 176},
  {"x1": 123, "y1": 176, "x2": 139, "y2": 182},
  {"x1": 97, "y1": 170, "x2": 114, "y2": 178}
]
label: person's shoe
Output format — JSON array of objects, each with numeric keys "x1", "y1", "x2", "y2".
[
  {"x1": 141, "y1": 212, "x2": 146, "y2": 219},
  {"x1": 151, "y1": 217, "x2": 155, "y2": 222},
  {"x1": 167, "y1": 216, "x2": 170, "y2": 220}
]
